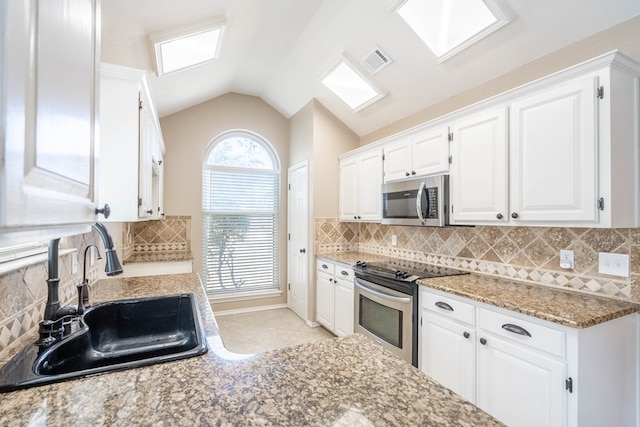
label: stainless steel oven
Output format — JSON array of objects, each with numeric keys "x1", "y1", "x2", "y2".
[
  {"x1": 353, "y1": 260, "x2": 468, "y2": 367},
  {"x1": 354, "y1": 277, "x2": 414, "y2": 364}
]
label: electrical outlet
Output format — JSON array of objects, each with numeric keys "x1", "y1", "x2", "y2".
[
  {"x1": 391, "y1": 235, "x2": 397, "y2": 246},
  {"x1": 559, "y1": 250, "x2": 574, "y2": 269},
  {"x1": 598, "y1": 252, "x2": 629, "y2": 277}
]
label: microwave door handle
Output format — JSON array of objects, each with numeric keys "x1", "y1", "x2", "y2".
[{"x1": 416, "y1": 181, "x2": 426, "y2": 225}]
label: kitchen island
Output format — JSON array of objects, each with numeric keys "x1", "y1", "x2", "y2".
[{"x1": 0, "y1": 273, "x2": 502, "y2": 426}]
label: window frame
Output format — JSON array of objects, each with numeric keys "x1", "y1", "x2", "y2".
[{"x1": 201, "y1": 130, "x2": 282, "y2": 301}]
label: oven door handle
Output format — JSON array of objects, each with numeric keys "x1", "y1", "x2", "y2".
[
  {"x1": 416, "y1": 181, "x2": 426, "y2": 225},
  {"x1": 355, "y1": 281, "x2": 412, "y2": 304}
]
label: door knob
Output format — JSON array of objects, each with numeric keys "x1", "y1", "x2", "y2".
[{"x1": 299, "y1": 248, "x2": 306, "y2": 254}]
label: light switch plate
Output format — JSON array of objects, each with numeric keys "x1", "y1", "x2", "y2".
[{"x1": 598, "y1": 252, "x2": 629, "y2": 277}]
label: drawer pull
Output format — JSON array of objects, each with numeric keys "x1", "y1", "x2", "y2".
[
  {"x1": 322, "y1": 264, "x2": 328, "y2": 269},
  {"x1": 435, "y1": 301, "x2": 454, "y2": 311},
  {"x1": 502, "y1": 323, "x2": 532, "y2": 337},
  {"x1": 463, "y1": 332, "x2": 470, "y2": 339},
  {"x1": 340, "y1": 270, "x2": 349, "y2": 276}
]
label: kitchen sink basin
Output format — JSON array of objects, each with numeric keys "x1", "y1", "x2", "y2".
[{"x1": 0, "y1": 293, "x2": 208, "y2": 392}]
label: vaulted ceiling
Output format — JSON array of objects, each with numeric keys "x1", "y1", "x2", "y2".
[{"x1": 101, "y1": 0, "x2": 640, "y2": 136}]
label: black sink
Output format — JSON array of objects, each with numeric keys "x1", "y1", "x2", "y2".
[{"x1": 0, "y1": 293, "x2": 208, "y2": 392}]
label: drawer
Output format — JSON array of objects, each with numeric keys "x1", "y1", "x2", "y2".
[
  {"x1": 317, "y1": 259, "x2": 335, "y2": 274},
  {"x1": 334, "y1": 266, "x2": 354, "y2": 282},
  {"x1": 423, "y1": 291, "x2": 475, "y2": 326},
  {"x1": 478, "y1": 308, "x2": 565, "y2": 357}
]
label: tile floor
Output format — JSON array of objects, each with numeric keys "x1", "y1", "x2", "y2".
[{"x1": 214, "y1": 308, "x2": 334, "y2": 354}]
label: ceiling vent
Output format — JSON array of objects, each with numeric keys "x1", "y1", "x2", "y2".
[{"x1": 362, "y1": 47, "x2": 392, "y2": 75}]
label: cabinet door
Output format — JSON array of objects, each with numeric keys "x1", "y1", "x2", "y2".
[
  {"x1": 339, "y1": 156, "x2": 359, "y2": 221},
  {"x1": 358, "y1": 150, "x2": 383, "y2": 221},
  {"x1": 510, "y1": 77, "x2": 598, "y2": 223},
  {"x1": 383, "y1": 139, "x2": 412, "y2": 182},
  {"x1": 450, "y1": 108, "x2": 508, "y2": 224},
  {"x1": 316, "y1": 272, "x2": 335, "y2": 332},
  {"x1": 1, "y1": 0, "x2": 99, "y2": 228},
  {"x1": 334, "y1": 279, "x2": 354, "y2": 337},
  {"x1": 477, "y1": 334, "x2": 566, "y2": 427},
  {"x1": 138, "y1": 94, "x2": 154, "y2": 219},
  {"x1": 412, "y1": 126, "x2": 450, "y2": 177},
  {"x1": 421, "y1": 313, "x2": 476, "y2": 403}
]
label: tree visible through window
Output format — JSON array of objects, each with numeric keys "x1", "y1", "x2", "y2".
[{"x1": 202, "y1": 132, "x2": 280, "y2": 297}]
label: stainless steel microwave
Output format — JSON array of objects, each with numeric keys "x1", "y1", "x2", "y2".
[{"x1": 381, "y1": 175, "x2": 449, "y2": 226}]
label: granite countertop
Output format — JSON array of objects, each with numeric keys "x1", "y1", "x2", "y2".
[
  {"x1": 123, "y1": 251, "x2": 194, "y2": 264},
  {"x1": 318, "y1": 251, "x2": 640, "y2": 329},
  {"x1": 0, "y1": 273, "x2": 502, "y2": 426}
]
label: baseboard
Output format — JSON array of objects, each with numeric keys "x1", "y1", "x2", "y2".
[
  {"x1": 305, "y1": 320, "x2": 321, "y2": 328},
  {"x1": 213, "y1": 303, "x2": 288, "y2": 317}
]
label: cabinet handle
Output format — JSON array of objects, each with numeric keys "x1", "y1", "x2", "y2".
[
  {"x1": 435, "y1": 301, "x2": 454, "y2": 311},
  {"x1": 480, "y1": 338, "x2": 487, "y2": 345},
  {"x1": 511, "y1": 212, "x2": 519, "y2": 219},
  {"x1": 501, "y1": 323, "x2": 532, "y2": 337},
  {"x1": 340, "y1": 270, "x2": 349, "y2": 276},
  {"x1": 463, "y1": 332, "x2": 470, "y2": 339},
  {"x1": 354, "y1": 216, "x2": 358, "y2": 220},
  {"x1": 405, "y1": 172, "x2": 410, "y2": 176},
  {"x1": 411, "y1": 171, "x2": 416, "y2": 175},
  {"x1": 357, "y1": 216, "x2": 361, "y2": 219},
  {"x1": 329, "y1": 278, "x2": 333, "y2": 283},
  {"x1": 496, "y1": 213, "x2": 503, "y2": 220},
  {"x1": 95, "y1": 204, "x2": 111, "y2": 219},
  {"x1": 146, "y1": 209, "x2": 153, "y2": 215},
  {"x1": 299, "y1": 248, "x2": 306, "y2": 254},
  {"x1": 322, "y1": 264, "x2": 328, "y2": 269}
]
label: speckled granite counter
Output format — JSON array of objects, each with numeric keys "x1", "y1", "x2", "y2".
[
  {"x1": 0, "y1": 273, "x2": 502, "y2": 426},
  {"x1": 318, "y1": 251, "x2": 640, "y2": 329}
]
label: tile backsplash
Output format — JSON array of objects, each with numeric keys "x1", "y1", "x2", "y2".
[
  {"x1": 0, "y1": 231, "x2": 101, "y2": 356},
  {"x1": 315, "y1": 218, "x2": 640, "y2": 303},
  {"x1": 122, "y1": 216, "x2": 191, "y2": 260}
]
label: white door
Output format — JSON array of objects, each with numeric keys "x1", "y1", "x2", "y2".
[
  {"x1": 412, "y1": 126, "x2": 450, "y2": 177},
  {"x1": 383, "y1": 139, "x2": 412, "y2": 182},
  {"x1": 287, "y1": 162, "x2": 308, "y2": 321},
  {"x1": 510, "y1": 77, "x2": 599, "y2": 223},
  {"x1": 421, "y1": 313, "x2": 476, "y2": 403},
  {"x1": 358, "y1": 149, "x2": 383, "y2": 221},
  {"x1": 477, "y1": 334, "x2": 566, "y2": 427},
  {"x1": 450, "y1": 108, "x2": 508, "y2": 224}
]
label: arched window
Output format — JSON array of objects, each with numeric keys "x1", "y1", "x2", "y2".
[{"x1": 202, "y1": 131, "x2": 280, "y2": 297}]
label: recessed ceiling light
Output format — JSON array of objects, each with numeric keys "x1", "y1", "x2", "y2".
[
  {"x1": 392, "y1": 0, "x2": 511, "y2": 62},
  {"x1": 321, "y1": 56, "x2": 386, "y2": 111},
  {"x1": 150, "y1": 18, "x2": 226, "y2": 77}
]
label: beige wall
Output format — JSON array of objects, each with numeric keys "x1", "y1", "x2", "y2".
[
  {"x1": 289, "y1": 100, "x2": 359, "y2": 322},
  {"x1": 160, "y1": 93, "x2": 290, "y2": 312},
  {"x1": 361, "y1": 15, "x2": 640, "y2": 144}
]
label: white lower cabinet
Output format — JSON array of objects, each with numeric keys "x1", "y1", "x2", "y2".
[
  {"x1": 419, "y1": 287, "x2": 638, "y2": 427},
  {"x1": 316, "y1": 260, "x2": 354, "y2": 336}
]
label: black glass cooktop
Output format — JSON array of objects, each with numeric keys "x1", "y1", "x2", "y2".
[{"x1": 353, "y1": 260, "x2": 468, "y2": 283}]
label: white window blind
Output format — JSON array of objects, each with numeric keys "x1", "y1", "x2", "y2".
[{"x1": 202, "y1": 133, "x2": 280, "y2": 297}]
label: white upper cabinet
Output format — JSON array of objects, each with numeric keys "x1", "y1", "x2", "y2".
[
  {"x1": 339, "y1": 149, "x2": 383, "y2": 222},
  {"x1": 449, "y1": 108, "x2": 508, "y2": 224},
  {"x1": 99, "y1": 63, "x2": 165, "y2": 222},
  {"x1": 384, "y1": 125, "x2": 449, "y2": 182},
  {"x1": 450, "y1": 51, "x2": 640, "y2": 227},
  {"x1": 0, "y1": 0, "x2": 101, "y2": 243},
  {"x1": 509, "y1": 76, "x2": 599, "y2": 224}
]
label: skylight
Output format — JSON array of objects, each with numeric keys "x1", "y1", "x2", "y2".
[
  {"x1": 393, "y1": 0, "x2": 511, "y2": 62},
  {"x1": 321, "y1": 57, "x2": 386, "y2": 111},
  {"x1": 150, "y1": 19, "x2": 226, "y2": 77}
]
